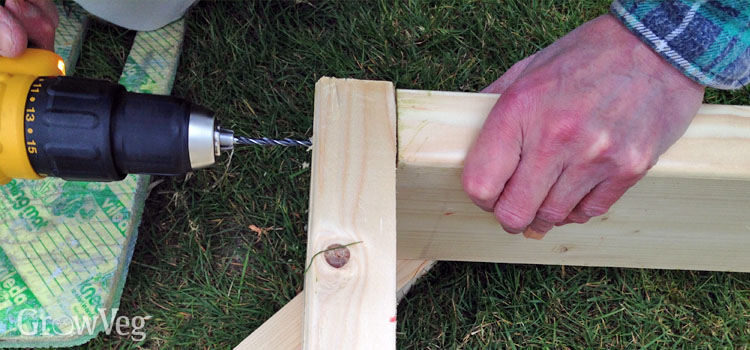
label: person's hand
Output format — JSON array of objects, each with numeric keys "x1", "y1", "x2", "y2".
[
  {"x1": 462, "y1": 15, "x2": 705, "y2": 239},
  {"x1": 0, "y1": 0, "x2": 58, "y2": 57}
]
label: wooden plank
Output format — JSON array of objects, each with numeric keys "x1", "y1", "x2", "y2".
[
  {"x1": 238, "y1": 294, "x2": 304, "y2": 350},
  {"x1": 234, "y1": 259, "x2": 435, "y2": 350},
  {"x1": 396, "y1": 89, "x2": 750, "y2": 271},
  {"x1": 304, "y1": 78, "x2": 398, "y2": 349}
]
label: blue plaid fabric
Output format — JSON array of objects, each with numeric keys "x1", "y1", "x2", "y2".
[{"x1": 611, "y1": 0, "x2": 750, "y2": 89}]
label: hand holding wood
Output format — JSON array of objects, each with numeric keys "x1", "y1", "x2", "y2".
[{"x1": 462, "y1": 15, "x2": 705, "y2": 239}]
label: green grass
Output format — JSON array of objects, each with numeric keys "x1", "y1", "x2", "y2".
[{"x1": 68, "y1": 1, "x2": 750, "y2": 348}]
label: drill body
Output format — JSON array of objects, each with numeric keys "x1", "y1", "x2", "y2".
[{"x1": 0, "y1": 49, "x2": 232, "y2": 184}]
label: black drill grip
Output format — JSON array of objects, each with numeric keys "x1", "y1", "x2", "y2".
[{"x1": 24, "y1": 76, "x2": 193, "y2": 181}]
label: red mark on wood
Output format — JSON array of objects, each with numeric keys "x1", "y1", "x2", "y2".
[
  {"x1": 389, "y1": 316, "x2": 397, "y2": 323},
  {"x1": 444, "y1": 212, "x2": 454, "y2": 216}
]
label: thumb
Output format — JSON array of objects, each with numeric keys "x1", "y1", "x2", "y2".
[
  {"x1": 482, "y1": 53, "x2": 537, "y2": 94},
  {"x1": 0, "y1": 8, "x2": 27, "y2": 57},
  {"x1": 464, "y1": 54, "x2": 538, "y2": 210},
  {"x1": 462, "y1": 91, "x2": 526, "y2": 211}
]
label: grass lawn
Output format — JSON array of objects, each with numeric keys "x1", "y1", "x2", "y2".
[{"x1": 70, "y1": 1, "x2": 750, "y2": 348}]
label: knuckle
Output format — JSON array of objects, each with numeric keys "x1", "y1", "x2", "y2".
[
  {"x1": 620, "y1": 158, "x2": 651, "y2": 181},
  {"x1": 584, "y1": 131, "x2": 615, "y2": 162},
  {"x1": 461, "y1": 174, "x2": 497, "y2": 204},
  {"x1": 494, "y1": 205, "x2": 532, "y2": 231},
  {"x1": 543, "y1": 112, "x2": 586, "y2": 146},
  {"x1": 614, "y1": 148, "x2": 653, "y2": 181}
]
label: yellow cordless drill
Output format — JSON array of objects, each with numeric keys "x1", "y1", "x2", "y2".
[{"x1": 0, "y1": 49, "x2": 235, "y2": 185}]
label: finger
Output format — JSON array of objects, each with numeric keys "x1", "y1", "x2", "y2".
[
  {"x1": 5, "y1": 0, "x2": 56, "y2": 51},
  {"x1": 493, "y1": 153, "x2": 562, "y2": 234},
  {"x1": 0, "y1": 7, "x2": 27, "y2": 57},
  {"x1": 461, "y1": 94, "x2": 524, "y2": 211},
  {"x1": 566, "y1": 176, "x2": 640, "y2": 224},
  {"x1": 525, "y1": 166, "x2": 603, "y2": 237},
  {"x1": 482, "y1": 53, "x2": 537, "y2": 94},
  {"x1": 28, "y1": 0, "x2": 58, "y2": 27}
]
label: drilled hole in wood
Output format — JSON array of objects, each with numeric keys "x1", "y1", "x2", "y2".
[{"x1": 324, "y1": 244, "x2": 351, "y2": 268}]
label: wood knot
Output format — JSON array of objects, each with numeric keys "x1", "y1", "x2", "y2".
[{"x1": 324, "y1": 244, "x2": 351, "y2": 268}]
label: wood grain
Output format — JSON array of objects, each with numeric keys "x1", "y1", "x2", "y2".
[
  {"x1": 304, "y1": 78, "x2": 398, "y2": 350},
  {"x1": 234, "y1": 260, "x2": 435, "y2": 350},
  {"x1": 396, "y1": 89, "x2": 750, "y2": 271}
]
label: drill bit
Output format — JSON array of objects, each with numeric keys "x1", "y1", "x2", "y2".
[{"x1": 234, "y1": 136, "x2": 312, "y2": 147}]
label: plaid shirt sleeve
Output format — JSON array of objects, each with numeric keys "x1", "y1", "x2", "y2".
[{"x1": 611, "y1": 0, "x2": 750, "y2": 90}]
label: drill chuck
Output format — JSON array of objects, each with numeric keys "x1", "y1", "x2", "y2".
[{"x1": 21, "y1": 76, "x2": 232, "y2": 182}]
